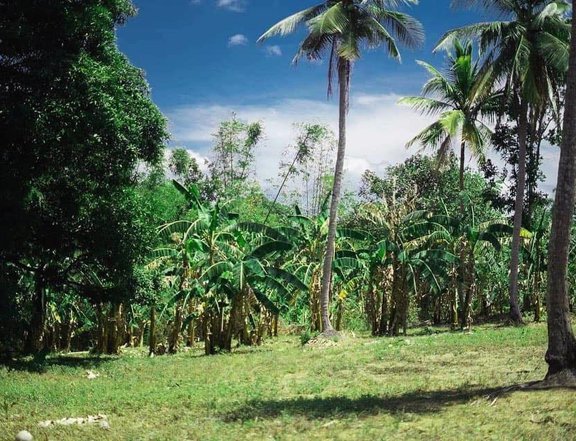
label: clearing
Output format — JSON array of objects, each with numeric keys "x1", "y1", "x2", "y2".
[{"x1": 1, "y1": 324, "x2": 575, "y2": 440}]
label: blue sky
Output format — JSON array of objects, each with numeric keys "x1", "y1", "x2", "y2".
[
  {"x1": 118, "y1": 1, "x2": 484, "y2": 107},
  {"x1": 116, "y1": 1, "x2": 559, "y2": 193}
]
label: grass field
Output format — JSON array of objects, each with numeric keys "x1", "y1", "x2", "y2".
[{"x1": 1, "y1": 324, "x2": 575, "y2": 440}]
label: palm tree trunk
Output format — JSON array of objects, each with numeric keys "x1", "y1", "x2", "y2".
[
  {"x1": 148, "y1": 304, "x2": 156, "y2": 356},
  {"x1": 544, "y1": 13, "x2": 576, "y2": 383},
  {"x1": 458, "y1": 141, "x2": 469, "y2": 329},
  {"x1": 459, "y1": 141, "x2": 465, "y2": 196},
  {"x1": 508, "y1": 99, "x2": 528, "y2": 324},
  {"x1": 319, "y1": 57, "x2": 350, "y2": 336}
]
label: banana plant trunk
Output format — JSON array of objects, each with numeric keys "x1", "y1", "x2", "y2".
[
  {"x1": 534, "y1": 271, "x2": 541, "y2": 323},
  {"x1": 311, "y1": 270, "x2": 322, "y2": 332},
  {"x1": 388, "y1": 258, "x2": 406, "y2": 337},
  {"x1": 148, "y1": 304, "x2": 156, "y2": 356},
  {"x1": 451, "y1": 266, "x2": 459, "y2": 329},
  {"x1": 319, "y1": 57, "x2": 350, "y2": 336},
  {"x1": 168, "y1": 301, "x2": 183, "y2": 354},
  {"x1": 187, "y1": 301, "x2": 196, "y2": 347},
  {"x1": 461, "y1": 246, "x2": 475, "y2": 330},
  {"x1": 508, "y1": 99, "x2": 528, "y2": 324},
  {"x1": 377, "y1": 271, "x2": 390, "y2": 336},
  {"x1": 545, "y1": 12, "x2": 576, "y2": 383}
]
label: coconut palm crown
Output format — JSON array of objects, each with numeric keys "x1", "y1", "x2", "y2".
[
  {"x1": 437, "y1": 0, "x2": 571, "y2": 105},
  {"x1": 400, "y1": 40, "x2": 501, "y2": 180},
  {"x1": 258, "y1": 1, "x2": 424, "y2": 93}
]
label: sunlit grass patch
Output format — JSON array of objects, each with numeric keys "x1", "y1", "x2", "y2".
[{"x1": 1, "y1": 323, "x2": 575, "y2": 440}]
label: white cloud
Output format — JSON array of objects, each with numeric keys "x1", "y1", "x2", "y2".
[
  {"x1": 166, "y1": 93, "x2": 561, "y2": 196},
  {"x1": 532, "y1": 143, "x2": 560, "y2": 195},
  {"x1": 265, "y1": 45, "x2": 282, "y2": 57},
  {"x1": 217, "y1": 0, "x2": 246, "y2": 12},
  {"x1": 167, "y1": 94, "x2": 436, "y2": 192},
  {"x1": 228, "y1": 34, "x2": 248, "y2": 47}
]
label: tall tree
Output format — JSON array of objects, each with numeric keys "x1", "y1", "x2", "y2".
[
  {"x1": 545, "y1": 0, "x2": 576, "y2": 384},
  {"x1": 401, "y1": 39, "x2": 499, "y2": 214},
  {"x1": 438, "y1": 0, "x2": 571, "y2": 323},
  {"x1": 259, "y1": 0, "x2": 423, "y2": 335},
  {"x1": 209, "y1": 116, "x2": 263, "y2": 198},
  {"x1": 0, "y1": 0, "x2": 167, "y2": 353},
  {"x1": 169, "y1": 148, "x2": 204, "y2": 187},
  {"x1": 401, "y1": 39, "x2": 500, "y2": 328}
]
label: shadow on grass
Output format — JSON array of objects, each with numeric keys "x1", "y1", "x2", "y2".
[
  {"x1": 1, "y1": 354, "x2": 117, "y2": 374},
  {"x1": 408, "y1": 327, "x2": 453, "y2": 337},
  {"x1": 222, "y1": 386, "x2": 528, "y2": 422}
]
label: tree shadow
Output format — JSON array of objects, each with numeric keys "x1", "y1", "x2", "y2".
[
  {"x1": 408, "y1": 326, "x2": 452, "y2": 337},
  {"x1": 221, "y1": 385, "x2": 537, "y2": 422},
  {"x1": 1, "y1": 355, "x2": 117, "y2": 374}
]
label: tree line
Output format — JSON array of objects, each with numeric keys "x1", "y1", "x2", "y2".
[{"x1": 1, "y1": 0, "x2": 575, "y2": 385}]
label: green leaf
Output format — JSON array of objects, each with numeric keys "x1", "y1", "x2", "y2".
[
  {"x1": 237, "y1": 222, "x2": 288, "y2": 242},
  {"x1": 251, "y1": 286, "x2": 280, "y2": 315},
  {"x1": 250, "y1": 241, "x2": 293, "y2": 259},
  {"x1": 266, "y1": 267, "x2": 308, "y2": 292}
]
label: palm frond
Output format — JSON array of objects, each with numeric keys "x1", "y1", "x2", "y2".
[
  {"x1": 308, "y1": 2, "x2": 348, "y2": 35},
  {"x1": 399, "y1": 96, "x2": 453, "y2": 115},
  {"x1": 258, "y1": 4, "x2": 326, "y2": 42}
]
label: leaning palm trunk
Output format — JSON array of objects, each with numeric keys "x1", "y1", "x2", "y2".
[
  {"x1": 319, "y1": 58, "x2": 350, "y2": 336},
  {"x1": 508, "y1": 99, "x2": 528, "y2": 324},
  {"x1": 545, "y1": 10, "x2": 576, "y2": 383},
  {"x1": 459, "y1": 140, "x2": 465, "y2": 197}
]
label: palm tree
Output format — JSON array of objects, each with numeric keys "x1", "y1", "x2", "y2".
[
  {"x1": 400, "y1": 39, "x2": 499, "y2": 206},
  {"x1": 400, "y1": 40, "x2": 500, "y2": 329},
  {"x1": 258, "y1": 0, "x2": 424, "y2": 335},
  {"x1": 545, "y1": 0, "x2": 576, "y2": 384},
  {"x1": 437, "y1": 0, "x2": 571, "y2": 324}
]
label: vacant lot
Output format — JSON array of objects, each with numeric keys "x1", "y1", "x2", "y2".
[{"x1": 1, "y1": 324, "x2": 575, "y2": 440}]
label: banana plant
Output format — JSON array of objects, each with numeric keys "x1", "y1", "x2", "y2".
[
  {"x1": 523, "y1": 207, "x2": 551, "y2": 322},
  {"x1": 281, "y1": 198, "x2": 367, "y2": 332},
  {"x1": 151, "y1": 182, "x2": 307, "y2": 354},
  {"x1": 351, "y1": 188, "x2": 457, "y2": 336},
  {"x1": 420, "y1": 204, "x2": 514, "y2": 330}
]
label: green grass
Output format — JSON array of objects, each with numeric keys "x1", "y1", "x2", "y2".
[{"x1": 1, "y1": 324, "x2": 575, "y2": 440}]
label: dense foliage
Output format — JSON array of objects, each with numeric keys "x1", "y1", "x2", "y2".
[
  {"x1": 0, "y1": 0, "x2": 167, "y2": 354},
  {"x1": 0, "y1": 1, "x2": 575, "y2": 391}
]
